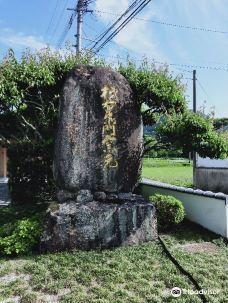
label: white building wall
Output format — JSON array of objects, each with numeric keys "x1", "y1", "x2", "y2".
[
  {"x1": 141, "y1": 179, "x2": 228, "y2": 238},
  {"x1": 197, "y1": 155, "x2": 228, "y2": 168}
]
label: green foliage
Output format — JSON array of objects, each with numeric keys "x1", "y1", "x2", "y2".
[
  {"x1": 157, "y1": 112, "x2": 228, "y2": 159},
  {"x1": 150, "y1": 194, "x2": 185, "y2": 231},
  {"x1": 8, "y1": 140, "x2": 54, "y2": 203},
  {"x1": 0, "y1": 48, "x2": 104, "y2": 143},
  {"x1": 0, "y1": 49, "x2": 104, "y2": 203},
  {"x1": 119, "y1": 61, "x2": 227, "y2": 160},
  {"x1": 213, "y1": 117, "x2": 228, "y2": 130},
  {"x1": 0, "y1": 218, "x2": 41, "y2": 256},
  {"x1": 144, "y1": 134, "x2": 183, "y2": 158},
  {"x1": 118, "y1": 61, "x2": 187, "y2": 125},
  {"x1": 1, "y1": 48, "x2": 227, "y2": 203}
]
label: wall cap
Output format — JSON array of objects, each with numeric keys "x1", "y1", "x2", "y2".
[{"x1": 141, "y1": 178, "x2": 227, "y2": 201}]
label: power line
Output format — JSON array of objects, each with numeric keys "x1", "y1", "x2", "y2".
[
  {"x1": 172, "y1": 67, "x2": 193, "y2": 74},
  {"x1": 57, "y1": 12, "x2": 76, "y2": 48},
  {"x1": 90, "y1": 0, "x2": 144, "y2": 51},
  {"x1": 49, "y1": 0, "x2": 71, "y2": 45},
  {"x1": 84, "y1": 35, "x2": 133, "y2": 55},
  {"x1": 44, "y1": 0, "x2": 61, "y2": 40},
  {"x1": 95, "y1": 38, "x2": 228, "y2": 71},
  {"x1": 95, "y1": 0, "x2": 152, "y2": 53},
  {"x1": 92, "y1": 0, "x2": 152, "y2": 53},
  {"x1": 95, "y1": 9, "x2": 228, "y2": 35},
  {"x1": 96, "y1": 54, "x2": 228, "y2": 72},
  {"x1": 197, "y1": 79, "x2": 210, "y2": 98},
  {"x1": 90, "y1": 8, "x2": 228, "y2": 69}
]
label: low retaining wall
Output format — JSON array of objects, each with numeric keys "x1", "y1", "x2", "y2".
[
  {"x1": 0, "y1": 178, "x2": 10, "y2": 207},
  {"x1": 140, "y1": 179, "x2": 228, "y2": 238}
]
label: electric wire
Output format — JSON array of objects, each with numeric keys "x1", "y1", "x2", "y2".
[
  {"x1": 96, "y1": 54, "x2": 228, "y2": 72},
  {"x1": 44, "y1": 0, "x2": 61, "y2": 40},
  {"x1": 90, "y1": 8, "x2": 228, "y2": 69},
  {"x1": 90, "y1": 0, "x2": 147, "y2": 51},
  {"x1": 50, "y1": 0, "x2": 71, "y2": 45},
  {"x1": 57, "y1": 11, "x2": 76, "y2": 48},
  {"x1": 93, "y1": 0, "x2": 152, "y2": 53},
  {"x1": 93, "y1": 0, "x2": 151, "y2": 53},
  {"x1": 197, "y1": 79, "x2": 210, "y2": 99},
  {"x1": 95, "y1": 9, "x2": 228, "y2": 35}
]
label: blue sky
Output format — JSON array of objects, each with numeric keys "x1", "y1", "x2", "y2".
[{"x1": 0, "y1": 0, "x2": 227, "y2": 117}]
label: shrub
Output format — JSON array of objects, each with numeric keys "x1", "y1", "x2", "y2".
[
  {"x1": 8, "y1": 140, "x2": 55, "y2": 203},
  {"x1": 0, "y1": 218, "x2": 42, "y2": 256},
  {"x1": 149, "y1": 194, "x2": 185, "y2": 231}
]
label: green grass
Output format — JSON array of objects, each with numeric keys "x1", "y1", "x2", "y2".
[
  {"x1": 0, "y1": 192, "x2": 227, "y2": 302},
  {"x1": 0, "y1": 238, "x2": 202, "y2": 303},
  {"x1": 142, "y1": 158, "x2": 193, "y2": 187},
  {"x1": 0, "y1": 202, "x2": 227, "y2": 303}
]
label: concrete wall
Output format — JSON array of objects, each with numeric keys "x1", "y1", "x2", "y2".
[
  {"x1": 141, "y1": 179, "x2": 228, "y2": 238},
  {"x1": 0, "y1": 147, "x2": 7, "y2": 178},
  {"x1": 197, "y1": 156, "x2": 228, "y2": 168},
  {"x1": 195, "y1": 167, "x2": 228, "y2": 194},
  {"x1": 195, "y1": 155, "x2": 228, "y2": 194}
]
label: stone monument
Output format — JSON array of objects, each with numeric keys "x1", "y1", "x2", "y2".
[{"x1": 40, "y1": 66, "x2": 157, "y2": 252}]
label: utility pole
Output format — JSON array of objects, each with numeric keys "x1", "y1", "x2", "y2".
[
  {"x1": 68, "y1": 1, "x2": 93, "y2": 55},
  {"x1": 193, "y1": 70, "x2": 197, "y2": 186},
  {"x1": 193, "y1": 70, "x2": 196, "y2": 113},
  {"x1": 76, "y1": 0, "x2": 83, "y2": 54}
]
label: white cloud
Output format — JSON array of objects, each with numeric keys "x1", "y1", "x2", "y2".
[
  {"x1": 95, "y1": 0, "x2": 168, "y2": 62},
  {"x1": 95, "y1": 0, "x2": 129, "y2": 21},
  {"x1": 0, "y1": 29, "x2": 48, "y2": 51}
]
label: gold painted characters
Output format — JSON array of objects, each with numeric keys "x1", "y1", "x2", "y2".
[{"x1": 101, "y1": 85, "x2": 118, "y2": 168}]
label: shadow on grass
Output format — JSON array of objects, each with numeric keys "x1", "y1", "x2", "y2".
[
  {"x1": 0, "y1": 201, "x2": 50, "y2": 226},
  {"x1": 162, "y1": 219, "x2": 226, "y2": 244}
]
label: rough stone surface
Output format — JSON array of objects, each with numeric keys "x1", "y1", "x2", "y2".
[
  {"x1": 76, "y1": 189, "x2": 93, "y2": 203},
  {"x1": 40, "y1": 197, "x2": 157, "y2": 252},
  {"x1": 106, "y1": 193, "x2": 119, "y2": 202},
  {"x1": 57, "y1": 189, "x2": 75, "y2": 203},
  {"x1": 118, "y1": 192, "x2": 134, "y2": 200},
  {"x1": 53, "y1": 66, "x2": 143, "y2": 195},
  {"x1": 93, "y1": 191, "x2": 107, "y2": 201},
  {"x1": 41, "y1": 66, "x2": 157, "y2": 252}
]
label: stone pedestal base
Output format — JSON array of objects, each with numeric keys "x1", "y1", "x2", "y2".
[{"x1": 40, "y1": 195, "x2": 157, "y2": 252}]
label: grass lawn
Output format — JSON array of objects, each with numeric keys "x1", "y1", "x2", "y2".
[
  {"x1": 142, "y1": 158, "x2": 193, "y2": 187},
  {"x1": 0, "y1": 203, "x2": 227, "y2": 303}
]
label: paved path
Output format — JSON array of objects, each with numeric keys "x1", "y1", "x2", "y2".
[{"x1": 0, "y1": 178, "x2": 10, "y2": 207}]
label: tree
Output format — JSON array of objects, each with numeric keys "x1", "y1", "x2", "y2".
[
  {"x1": 118, "y1": 61, "x2": 187, "y2": 125},
  {"x1": 0, "y1": 49, "x2": 227, "y2": 160},
  {"x1": 157, "y1": 112, "x2": 228, "y2": 159},
  {"x1": 119, "y1": 61, "x2": 228, "y2": 159},
  {"x1": 1, "y1": 48, "x2": 227, "y2": 202},
  {"x1": 213, "y1": 118, "x2": 228, "y2": 130},
  {"x1": 0, "y1": 48, "x2": 104, "y2": 144}
]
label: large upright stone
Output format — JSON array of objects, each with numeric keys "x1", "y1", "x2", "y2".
[
  {"x1": 53, "y1": 66, "x2": 142, "y2": 194},
  {"x1": 40, "y1": 66, "x2": 157, "y2": 253}
]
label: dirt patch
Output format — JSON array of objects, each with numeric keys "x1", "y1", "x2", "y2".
[
  {"x1": 0, "y1": 296, "x2": 20, "y2": 303},
  {"x1": 0, "y1": 273, "x2": 30, "y2": 284},
  {"x1": 162, "y1": 288, "x2": 172, "y2": 297},
  {"x1": 178, "y1": 242, "x2": 220, "y2": 253},
  {"x1": 39, "y1": 288, "x2": 70, "y2": 303}
]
